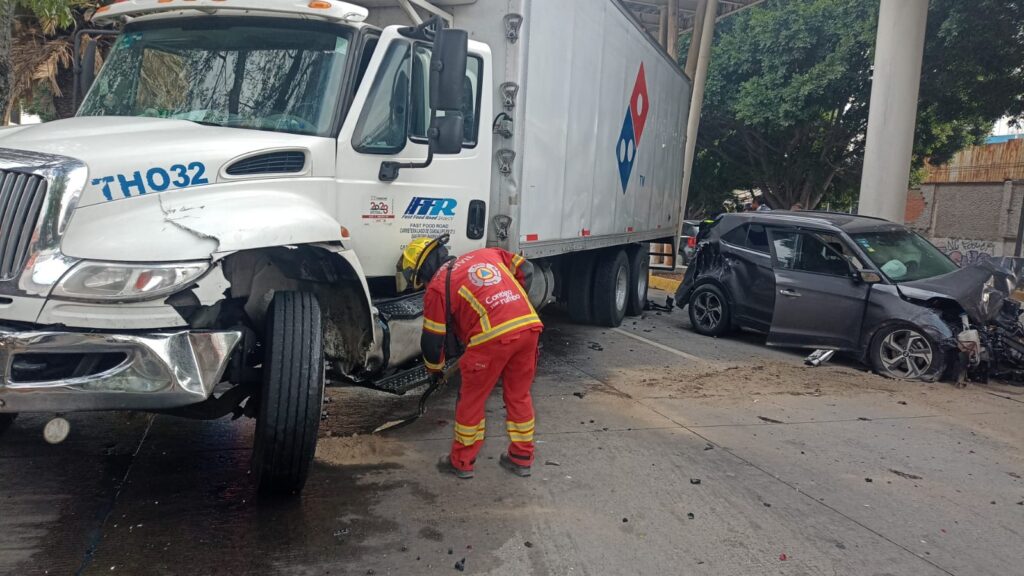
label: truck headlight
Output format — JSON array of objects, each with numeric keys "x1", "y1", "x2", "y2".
[{"x1": 53, "y1": 261, "x2": 210, "y2": 302}]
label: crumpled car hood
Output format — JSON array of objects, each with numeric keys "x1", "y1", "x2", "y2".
[{"x1": 898, "y1": 257, "x2": 1024, "y2": 324}]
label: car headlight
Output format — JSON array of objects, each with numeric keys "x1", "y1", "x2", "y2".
[{"x1": 53, "y1": 261, "x2": 211, "y2": 302}]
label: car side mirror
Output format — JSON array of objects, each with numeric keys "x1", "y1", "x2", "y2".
[{"x1": 857, "y1": 270, "x2": 883, "y2": 284}]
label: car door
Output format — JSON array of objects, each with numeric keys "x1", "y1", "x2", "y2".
[
  {"x1": 719, "y1": 223, "x2": 775, "y2": 330},
  {"x1": 767, "y1": 229, "x2": 871, "y2": 350}
]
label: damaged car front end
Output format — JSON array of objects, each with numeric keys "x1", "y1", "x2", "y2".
[{"x1": 676, "y1": 212, "x2": 1024, "y2": 384}]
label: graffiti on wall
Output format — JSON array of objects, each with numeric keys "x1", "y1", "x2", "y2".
[{"x1": 942, "y1": 238, "x2": 995, "y2": 267}]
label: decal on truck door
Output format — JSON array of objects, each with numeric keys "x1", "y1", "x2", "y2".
[
  {"x1": 616, "y1": 64, "x2": 650, "y2": 194},
  {"x1": 399, "y1": 197, "x2": 459, "y2": 236}
]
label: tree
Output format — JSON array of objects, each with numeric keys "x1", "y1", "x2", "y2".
[
  {"x1": 688, "y1": 0, "x2": 1024, "y2": 211},
  {"x1": 0, "y1": 0, "x2": 99, "y2": 124}
]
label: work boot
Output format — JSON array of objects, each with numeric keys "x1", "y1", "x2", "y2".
[
  {"x1": 499, "y1": 453, "x2": 531, "y2": 477},
  {"x1": 437, "y1": 455, "x2": 473, "y2": 479}
]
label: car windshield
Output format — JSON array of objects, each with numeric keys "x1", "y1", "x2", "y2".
[
  {"x1": 851, "y1": 229, "x2": 959, "y2": 282},
  {"x1": 78, "y1": 20, "x2": 352, "y2": 137}
]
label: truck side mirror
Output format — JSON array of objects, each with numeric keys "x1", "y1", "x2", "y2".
[
  {"x1": 80, "y1": 38, "x2": 98, "y2": 99},
  {"x1": 379, "y1": 26, "x2": 470, "y2": 182},
  {"x1": 427, "y1": 28, "x2": 468, "y2": 155}
]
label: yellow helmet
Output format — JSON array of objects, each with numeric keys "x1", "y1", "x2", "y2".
[{"x1": 397, "y1": 235, "x2": 448, "y2": 292}]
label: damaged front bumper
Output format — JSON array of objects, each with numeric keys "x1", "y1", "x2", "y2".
[{"x1": 0, "y1": 328, "x2": 241, "y2": 412}]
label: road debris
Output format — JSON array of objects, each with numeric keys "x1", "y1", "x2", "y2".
[
  {"x1": 779, "y1": 553, "x2": 788, "y2": 561},
  {"x1": 690, "y1": 478, "x2": 701, "y2": 485},
  {"x1": 687, "y1": 513, "x2": 695, "y2": 520},
  {"x1": 865, "y1": 478, "x2": 873, "y2": 483},
  {"x1": 454, "y1": 558, "x2": 466, "y2": 572},
  {"x1": 890, "y1": 469, "x2": 923, "y2": 480},
  {"x1": 704, "y1": 444, "x2": 714, "y2": 451},
  {"x1": 524, "y1": 541, "x2": 534, "y2": 548},
  {"x1": 545, "y1": 460, "x2": 561, "y2": 466},
  {"x1": 587, "y1": 342, "x2": 604, "y2": 351},
  {"x1": 573, "y1": 391, "x2": 587, "y2": 399},
  {"x1": 758, "y1": 416, "x2": 784, "y2": 424},
  {"x1": 805, "y1": 349, "x2": 836, "y2": 367}
]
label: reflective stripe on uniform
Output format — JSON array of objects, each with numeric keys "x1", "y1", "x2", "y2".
[
  {"x1": 458, "y1": 286, "x2": 493, "y2": 332},
  {"x1": 506, "y1": 419, "x2": 535, "y2": 443},
  {"x1": 424, "y1": 357, "x2": 445, "y2": 371},
  {"x1": 454, "y1": 420, "x2": 486, "y2": 446},
  {"x1": 468, "y1": 314, "x2": 543, "y2": 347},
  {"x1": 511, "y1": 254, "x2": 525, "y2": 272},
  {"x1": 423, "y1": 317, "x2": 447, "y2": 335}
]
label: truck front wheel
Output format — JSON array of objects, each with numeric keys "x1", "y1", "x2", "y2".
[
  {"x1": 253, "y1": 291, "x2": 325, "y2": 495},
  {"x1": 592, "y1": 249, "x2": 630, "y2": 327}
]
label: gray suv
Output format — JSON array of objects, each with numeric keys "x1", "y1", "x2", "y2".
[{"x1": 675, "y1": 211, "x2": 1003, "y2": 381}]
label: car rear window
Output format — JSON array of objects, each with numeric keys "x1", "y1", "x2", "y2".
[{"x1": 721, "y1": 223, "x2": 770, "y2": 254}]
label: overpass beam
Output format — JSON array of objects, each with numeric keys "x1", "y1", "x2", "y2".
[{"x1": 858, "y1": 0, "x2": 929, "y2": 222}]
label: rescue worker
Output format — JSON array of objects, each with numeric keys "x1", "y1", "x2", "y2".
[{"x1": 398, "y1": 236, "x2": 543, "y2": 480}]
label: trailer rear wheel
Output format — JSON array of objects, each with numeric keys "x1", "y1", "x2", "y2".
[
  {"x1": 567, "y1": 251, "x2": 597, "y2": 324},
  {"x1": 625, "y1": 244, "x2": 649, "y2": 317},
  {"x1": 253, "y1": 291, "x2": 325, "y2": 495},
  {"x1": 592, "y1": 249, "x2": 630, "y2": 327}
]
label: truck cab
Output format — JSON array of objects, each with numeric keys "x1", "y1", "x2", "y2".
[{"x1": 0, "y1": 0, "x2": 487, "y2": 494}]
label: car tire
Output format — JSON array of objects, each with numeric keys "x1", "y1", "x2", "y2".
[
  {"x1": 253, "y1": 291, "x2": 325, "y2": 495},
  {"x1": 625, "y1": 244, "x2": 649, "y2": 317},
  {"x1": 0, "y1": 413, "x2": 16, "y2": 436},
  {"x1": 869, "y1": 324, "x2": 944, "y2": 382},
  {"x1": 688, "y1": 284, "x2": 731, "y2": 337},
  {"x1": 567, "y1": 251, "x2": 597, "y2": 324},
  {"x1": 593, "y1": 249, "x2": 630, "y2": 327}
]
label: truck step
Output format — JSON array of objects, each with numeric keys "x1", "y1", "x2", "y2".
[
  {"x1": 374, "y1": 292, "x2": 424, "y2": 320},
  {"x1": 368, "y1": 361, "x2": 451, "y2": 396}
]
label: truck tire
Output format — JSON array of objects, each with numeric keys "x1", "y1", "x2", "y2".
[
  {"x1": 253, "y1": 291, "x2": 325, "y2": 495},
  {"x1": 592, "y1": 249, "x2": 630, "y2": 327},
  {"x1": 0, "y1": 414, "x2": 16, "y2": 436},
  {"x1": 567, "y1": 251, "x2": 597, "y2": 324},
  {"x1": 625, "y1": 244, "x2": 649, "y2": 317}
]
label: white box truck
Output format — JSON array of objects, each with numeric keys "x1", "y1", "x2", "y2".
[{"x1": 0, "y1": 0, "x2": 690, "y2": 493}]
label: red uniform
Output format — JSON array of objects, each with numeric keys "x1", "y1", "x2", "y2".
[{"x1": 422, "y1": 248, "x2": 543, "y2": 472}]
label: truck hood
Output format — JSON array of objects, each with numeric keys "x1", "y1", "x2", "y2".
[
  {"x1": 898, "y1": 257, "x2": 1024, "y2": 324},
  {"x1": 0, "y1": 116, "x2": 325, "y2": 207}
]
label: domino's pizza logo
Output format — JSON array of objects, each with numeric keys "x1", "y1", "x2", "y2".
[{"x1": 616, "y1": 64, "x2": 649, "y2": 194}]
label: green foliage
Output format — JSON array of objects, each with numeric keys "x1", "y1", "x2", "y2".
[
  {"x1": 688, "y1": 0, "x2": 1024, "y2": 212},
  {"x1": 17, "y1": 0, "x2": 88, "y2": 31}
]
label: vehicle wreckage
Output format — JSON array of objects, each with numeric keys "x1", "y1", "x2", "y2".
[{"x1": 675, "y1": 211, "x2": 1024, "y2": 384}]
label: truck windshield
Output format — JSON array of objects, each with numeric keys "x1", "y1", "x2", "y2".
[
  {"x1": 850, "y1": 230, "x2": 959, "y2": 282},
  {"x1": 79, "y1": 20, "x2": 352, "y2": 137}
]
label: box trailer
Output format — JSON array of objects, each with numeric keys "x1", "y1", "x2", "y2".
[{"x1": 0, "y1": 0, "x2": 690, "y2": 493}]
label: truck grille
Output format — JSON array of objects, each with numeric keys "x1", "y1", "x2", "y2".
[{"x1": 0, "y1": 170, "x2": 48, "y2": 281}]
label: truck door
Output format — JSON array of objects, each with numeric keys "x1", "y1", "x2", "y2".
[
  {"x1": 767, "y1": 229, "x2": 871, "y2": 350},
  {"x1": 335, "y1": 27, "x2": 493, "y2": 280}
]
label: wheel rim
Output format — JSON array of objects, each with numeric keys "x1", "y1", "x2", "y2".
[
  {"x1": 615, "y1": 265, "x2": 629, "y2": 312},
  {"x1": 879, "y1": 329, "x2": 933, "y2": 379},
  {"x1": 692, "y1": 291, "x2": 723, "y2": 330}
]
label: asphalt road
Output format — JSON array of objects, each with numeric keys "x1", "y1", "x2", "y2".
[{"x1": 2, "y1": 293, "x2": 1024, "y2": 576}]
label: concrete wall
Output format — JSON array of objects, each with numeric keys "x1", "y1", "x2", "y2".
[{"x1": 905, "y1": 181, "x2": 1022, "y2": 267}]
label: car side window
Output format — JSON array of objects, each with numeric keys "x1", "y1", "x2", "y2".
[
  {"x1": 746, "y1": 224, "x2": 770, "y2": 253},
  {"x1": 773, "y1": 231, "x2": 854, "y2": 276},
  {"x1": 721, "y1": 225, "x2": 748, "y2": 247}
]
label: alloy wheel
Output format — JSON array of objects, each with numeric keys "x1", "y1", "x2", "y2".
[
  {"x1": 692, "y1": 291, "x2": 723, "y2": 331},
  {"x1": 878, "y1": 329, "x2": 933, "y2": 379}
]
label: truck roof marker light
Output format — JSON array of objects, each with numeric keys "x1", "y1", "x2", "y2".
[
  {"x1": 524, "y1": 234, "x2": 539, "y2": 242},
  {"x1": 309, "y1": 1, "x2": 332, "y2": 8},
  {"x1": 340, "y1": 226, "x2": 350, "y2": 239}
]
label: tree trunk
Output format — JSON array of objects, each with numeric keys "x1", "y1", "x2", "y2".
[{"x1": 0, "y1": 0, "x2": 14, "y2": 125}]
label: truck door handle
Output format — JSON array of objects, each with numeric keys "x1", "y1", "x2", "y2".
[{"x1": 779, "y1": 289, "x2": 801, "y2": 297}]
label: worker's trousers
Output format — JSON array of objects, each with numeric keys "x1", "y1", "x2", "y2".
[{"x1": 450, "y1": 328, "x2": 541, "y2": 472}]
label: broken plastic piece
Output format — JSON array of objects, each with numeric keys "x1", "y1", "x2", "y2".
[{"x1": 805, "y1": 349, "x2": 836, "y2": 367}]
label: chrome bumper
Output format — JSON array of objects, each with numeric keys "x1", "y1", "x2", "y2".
[{"x1": 0, "y1": 329, "x2": 242, "y2": 412}]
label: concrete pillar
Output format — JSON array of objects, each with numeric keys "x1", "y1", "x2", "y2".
[
  {"x1": 858, "y1": 0, "x2": 929, "y2": 222},
  {"x1": 679, "y1": 0, "x2": 717, "y2": 218},
  {"x1": 684, "y1": 0, "x2": 707, "y2": 78},
  {"x1": 667, "y1": 0, "x2": 679, "y2": 60}
]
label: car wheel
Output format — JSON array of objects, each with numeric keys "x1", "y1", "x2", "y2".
[
  {"x1": 592, "y1": 249, "x2": 630, "y2": 327},
  {"x1": 688, "y1": 284, "x2": 731, "y2": 336},
  {"x1": 625, "y1": 244, "x2": 649, "y2": 317},
  {"x1": 870, "y1": 325, "x2": 944, "y2": 381},
  {"x1": 253, "y1": 291, "x2": 325, "y2": 495},
  {"x1": 0, "y1": 413, "x2": 16, "y2": 436}
]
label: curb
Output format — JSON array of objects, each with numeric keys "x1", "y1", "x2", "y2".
[{"x1": 649, "y1": 274, "x2": 681, "y2": 294}]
